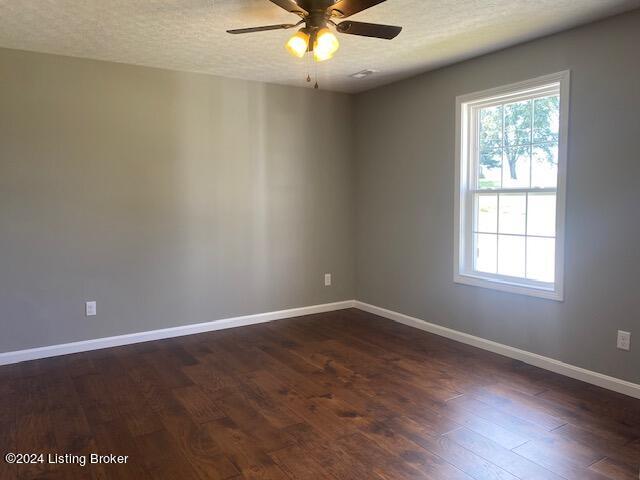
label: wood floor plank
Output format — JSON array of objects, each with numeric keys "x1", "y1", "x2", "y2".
[
  {"x1": 202, "y1": 417, "x2": 281, "y2": 479},
  {"x1": 91, "y1": 419, "x2": 154, "y2": 480},
  {"x1": 608, "y1": 440, "x2": 640, "y2": 475},
  {"x1": 360, "y1": 418, "x2": 475, "y2": 480},
  {"x1": 134, "y1": 429, "x2": 202, "y2": 480},
  {"x1": 148, "y1": 388, "x2": 240, "y2": 479},
  {"x1": 536, "y1": 383, "x2": 640, "y2": 427},
  {"x1": 14, "y1": 375, "x2": 50, "y2": 418},
  {"x1": 14, "y1": 412, "x2": 59, "y2": 479},
  {"x1": 513, "y1": 438, "x2": 610, "y2": 480},
  {"x1": 243, "y1": 369, "x2": 359, "y2": 440},
  {"x1": 298, "y1": 437, "x2": 382, "y2": 480},
  {"x1": 269, "y1": 444, "x2": 340, "y2": 480},
  {"x1": 443, "y1": 427, "x2": 565, "y2": 480},
  {"x1": 392, "y1": 415, "x2": 520, "y2": 480},
  {"x1": 141, "y1": 351, "x2": 194, "y2": 390},
  {"x1": 72, "y1": 373, "x2": 121, "y2": 425},
  {"x1": 214, "y1": 389, "x2": 295, "y2": 453},
  {"x1": 551, "y1": 423, "x2": 636, "y2": 463},
  {"x1": 0, "y1": 392, "x2": 17, "y2": 423},
  {"x1": 48, "y1": 405, "x2": 93, "y2": 455},
  {"x1": 121, "y1": 405, "x2": 164, "y2": 437},
  {"x1": 337, "y1": 431, "x2": 428, "y2": 480},
  {"x1": 172, "y1": 385, "x2": 226, "y2": 424},
  {"x1": 0, "y1": 421, "x2": 17, "y2": 480},
  {"x1": 442, "y1": 400, "x2": 530, "y2": 449},
  {"x1": 589, "y1": 456, "x2": 639, "y2": 480},
  {"x1": 232, "y1": 379, "x2": 304, "y2": 430},
  {"x1": 446, "y1": 395, "x2": 550, "y2": 440},
  {"x1": 469, "y1": 384, "x2": 568, "y2": 430},
  {"x1": 182, "y1": 359, "x2": 239, "y2": 394},
  {"x1": 534, "y1": 388, "x2": 640, "y2": 442}
]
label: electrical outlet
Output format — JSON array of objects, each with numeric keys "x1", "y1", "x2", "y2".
[
  {"x1": 617, "y1": 330, "x2": 630, "y2": 351},
  {"x1": 324, "y1": 273, "x2": 332, "y2": 287},
  {"x1": 85, "y1": 301, "x2": 96, "y2": 316}
]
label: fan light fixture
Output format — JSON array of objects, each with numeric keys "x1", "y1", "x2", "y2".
[
  {"x1": 285, "y1": 29, "x2": 310, "y2": 58},
  {"x1": 313, "y1": 28, "x2": 339, "y2": 62}
]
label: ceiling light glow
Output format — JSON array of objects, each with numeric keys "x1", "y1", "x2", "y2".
[
  {"x1": 313, "y1": 28, "x2": 339, "y2": 62},
  {"x1": 285, "y1": 30, "x2": 310, "y2": 58}
]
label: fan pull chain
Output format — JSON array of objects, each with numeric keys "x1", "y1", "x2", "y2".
[
  {"x1": 302, "y1": 50, "x2": 319, "y2": 89},
  {"x1": 314, "y1": 60, "x2": 319, "y2": 89}
]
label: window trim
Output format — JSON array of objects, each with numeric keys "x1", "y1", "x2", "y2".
[{"x1": 454, "y1": 71, "x2": 570, "y2": 301}]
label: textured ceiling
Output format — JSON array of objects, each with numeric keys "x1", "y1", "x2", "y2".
[{"x1": 0, "y1": 0, "x2": 638, "y2": 93}]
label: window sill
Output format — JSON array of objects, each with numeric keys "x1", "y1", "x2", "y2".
[{"x1": 454, "y1": 272, "x2": 563, "y2": 301}]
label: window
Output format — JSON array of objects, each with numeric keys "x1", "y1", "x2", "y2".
[{"x1": 454, "y1": 72, "x2": 569, "y2": 300}]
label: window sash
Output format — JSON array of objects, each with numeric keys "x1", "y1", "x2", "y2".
[
  {"x1": 466, "y1": 194, "x2": 557, "y2": 284},
  {"x1": 468, "y1": 89, "x2": 559, "y2": 193}
]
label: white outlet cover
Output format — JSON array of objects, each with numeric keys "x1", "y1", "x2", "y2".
[
  {"x1": 85, "y1": 301, "x2": 97, "y2": 316},
  {"x1": 324, "y1": 273, "x2": 332, "y2": 287},
  {"x1": 617, "y1": 330, "x2": 631, "y2": 351}
]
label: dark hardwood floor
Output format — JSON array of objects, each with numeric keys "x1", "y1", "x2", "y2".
[{"x1": 1, "y1": 308, "x2": 639, "y2": 479}]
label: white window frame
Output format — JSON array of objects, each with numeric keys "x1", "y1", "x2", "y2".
[{"x1": 454, "y1": 71, "x2": 570, "y2": 301}]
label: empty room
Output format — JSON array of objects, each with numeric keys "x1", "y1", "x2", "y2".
[{"x1": 1, "y1": 0, "x2": 639, "y2": 479}]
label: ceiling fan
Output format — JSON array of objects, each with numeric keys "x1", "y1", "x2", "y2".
[{"x1": 227, "y1": 0, "x2": 402, "y2": 62}]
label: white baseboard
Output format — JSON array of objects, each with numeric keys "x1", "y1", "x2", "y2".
[
  {"x1": 353, "y1": 301, "x2": 640, "y2": 400},
  {"x1": 0, "y1": 300, "x2": 356, "y2": 366}
]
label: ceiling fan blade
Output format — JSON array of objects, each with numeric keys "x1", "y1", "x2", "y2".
[
  {"x1": 329, "y1": 0, "x2": 388, "y2": 18},
  {"x1": 227, "y1": 24, "x2": 297, "y2": 34},
  {"x1": 336, "y1": 21, "x2": 402, "y2": 39},
  {"x1": 268, "y1": 0, "x2": 308, "y2": 16}
]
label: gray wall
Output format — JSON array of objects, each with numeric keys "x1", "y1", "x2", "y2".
[
  {"x1": 355, "y1": 10, "x2": 640, "y2": 383},
  {"x1": 0, "y1": 48, "x2": 355, "y2": 352}
]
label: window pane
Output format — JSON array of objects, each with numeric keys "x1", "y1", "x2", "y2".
[
  {"x1": 476, "y1": 194, "x2": 497, "y2": 233},
  {"x1": 531, "y1": 143, "x2": 558, "y2": 188},
  {"x1": 499, "y1": 194, "x2": 526, "y2": 235},
  {"x1": 475, "y1": 233, "x2": 497, "y2": 274},
  {"x1": 527, "y1": 193, "x2": 556, "y2": 237},
  {"x1": 502, "y1": 146, "x2": 530, "y2": 188},
  {"x1": 526, "y1": 237, "x2": 555, "y2": 282},
  {"x1": 504, "y1": 100, "x2": 531, "y2": 147},
  {"x1": 479, "y1": 105, "x2": 503, "y2": 150},
  {"x1": 498, "y1": 235, "x2": 525, "y2": 278},
  {"x1": 479, "y1": 149, "x2": 502, "y2": 189},
  {"x1": 533, "y1": 96, "x2": 559, "y2": 143}
]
